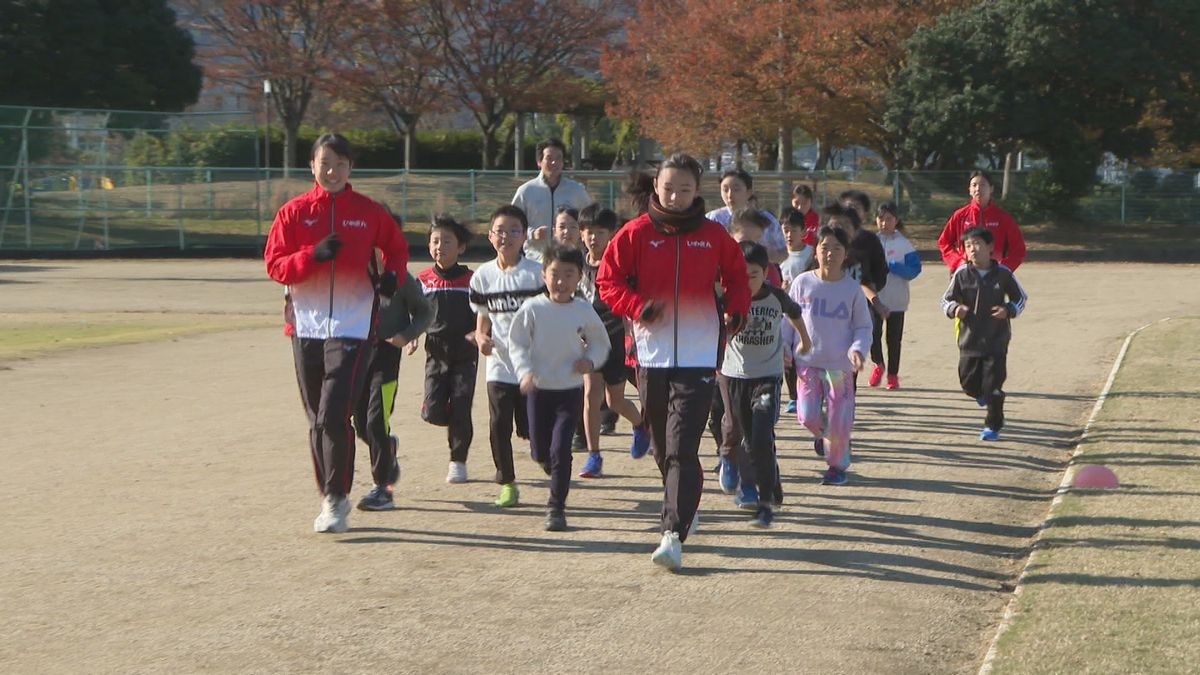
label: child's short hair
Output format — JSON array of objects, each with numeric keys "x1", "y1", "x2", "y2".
[
  {"x1": 792, "y1": 183, "x2": 814, "y2": 201},
  {"x1": 815, "y1": 225, "x2": 851, "y2": 249},
  {"x1": 721, "y1": 167, "x2": 753, "y2": 190},
  {"x1": 311, "y1": 133, "x2": 354, "y2": 162},
  {"x1": 542, "y1": 243, "x2": 586, "y2": 272},
  {"x1": 490, "y1": 204, "x2": 528, "y2": 230},
  {"x1": 839, "y1": 189, "x2": 870, "y2": 215},
  {"x1": 429, "y1": 213, "x2": 471, "y2": 246},
  {"x1": 740, "y1": 240, "x2": 769, "y2": 271},
  {"x1": 732, "y1": 207, "x2": 771, "y2": 232},
  {"x1": 579, "y1": 203, "x2": 619, "y2": 231},
  {"x1": 536, "y1": 138, "x2": 567, "y2": 160},
  {"x1": 781, "y1": 207, "x2": 807, "y2": 229},
  {"x1": 961, "y1": 226, "x2": 993, "y2": 245},
  {"x1": 876, "y1": 201, "x2": 903, "y2": 231},
  {"x1": 555, "y1": 206, "x2": 579, "y2": 221},
  {"x1": 822, "y1": 202, "x2": 861, "y2": 229}
]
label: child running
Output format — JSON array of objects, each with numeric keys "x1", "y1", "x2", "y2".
[
  {"x1": 469, "y1": 205, "x2": 546, "y2": 508},
  {"x1": 598, "y1": 153, "x2": 750, "y2": 572},
  {"x1": 577, "y1": 204, "x2": 651, "y2": 477},
  {"x1": 415, "y1": 215, "x2": 479, "y2": 484},
  {"x1": 787, "y1": 225, "x2": 872, "y2": 486},
  {"x1": 868, "y1": 202, "x2": 922, "y2": 389},
  {"x1": 941, "y1": 226, "x2": 1028, "y2": 441},
  {"x1": 509, "y1": 245, "x2": 611, "y2": 531},
  {"x1": 353, "y1": 252, "x2": 433, "y2": 511},
  {"x1": 720, "y1": 241, "x2": 810, "y2": 526},
  {"x1": 779, "y1": 208, "x2": 814, "y2": 413}
]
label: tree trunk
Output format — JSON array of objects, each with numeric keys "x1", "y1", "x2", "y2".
[
  {"x1": 636, "y1": 135, "x2": 654, "y2": 165},
  {"x1": 283, "y1": 119, "x2": 300, "y2": 179},
  {"x1": 1002, "y1": 151, "x2": 1013, "y2": 200},
  {"x1": 402, "y1": 119, "x2": 417, "y2": 171},
  {"x1": 481, "y1": 127, "x2": 497, "y2": 169},
  {"x1": 570, "y1": 115, "x2": 583, "y2": 169},
  {"x1": 514, "y1": 113, "x2": 525, "y2": 174},
  {"x1": 779, "y1": 127, "x2": 793, "y2": 172}
]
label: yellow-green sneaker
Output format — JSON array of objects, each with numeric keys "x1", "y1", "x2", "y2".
[{"x1": 494, "y1": 483, "x2": 519, "y2": 507}]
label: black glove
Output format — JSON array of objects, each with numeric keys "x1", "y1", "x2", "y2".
[
  {"x1": 376, "y1": 270, "x2": 398, "y2": 298},
  {"x1": 311, "y1": 233, "x2": 342, "y2": 262},
  {"x1": 639, "y1": 299, "x2": 663, "y2": 323},
  {"x1": 724, "y1": 312, "x2": 746, "y2": 336}
]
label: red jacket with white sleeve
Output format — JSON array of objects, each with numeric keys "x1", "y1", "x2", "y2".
[
  {"x1": 264, "y1": 182, "x2": 409, "y2": 340},
  {"x1": 938, "y1": 200, "x2": 1026, "y2": 272},
  {"x1": 597, "y1": 203, "x2": 750, "y2": 370}
]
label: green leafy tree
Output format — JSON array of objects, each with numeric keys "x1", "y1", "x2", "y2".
[
  {"x1": 0, "y1": 0, "x2": 201, "y2": 110},
  {"x1": 886, "y1": 0, "x2": 1200, "y2": 209}
]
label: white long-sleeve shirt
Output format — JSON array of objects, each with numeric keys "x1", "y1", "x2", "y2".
[{"x1": 509, "y1": 295, "x2": 610, "y2": 391}]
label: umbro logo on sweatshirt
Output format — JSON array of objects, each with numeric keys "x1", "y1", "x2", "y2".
[
  {"x1": 342, "y1": 219, "x2": 368, "y2": 229},
  {"x1": 686, "y1": 240, "x2": 712, "y2": 249},
  {"x1": 650, "y1": 240, "x2": 664, "y2": 248},
  {"x1": 304, "y1": 218, "x2": 318, "y2": 227}
]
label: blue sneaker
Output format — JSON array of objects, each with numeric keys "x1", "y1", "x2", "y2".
[
  {"x1": 813, "y1": 437, "x2": 826, "y2": 457},
  {"x1": 735, "y1": 483, "x2": 759, "y2": 510},
  {"x1": 750, "y1": 505, "x2": 774, "y2": 528},
  {"x1": 980, "y1": 427, "x2": 1000, "y2": 441},
  {"x1": 630, "y1": 424, "x2": 651, "y2": 459},
  {"x1": 718, "y1": 458, "x2": 739, "y2": 494},
  {"x1": 785, "y1": 399, "x2": 797, "y2": 414},
  {"x1": 976, "y1": 396, "x2": 988, "y2": 407},
  {"x1": 579, "y1": 451, "x2": 603, "y2": 477},
  {"x1": 820, "y1": 468, "x2": 848, "y2": 486}
]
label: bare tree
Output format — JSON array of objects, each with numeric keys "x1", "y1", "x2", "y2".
[
  {"x1": 420, "y1": 0, "x2": 625, "y2": 168},
  {"x1": 335, "y1": 1, "x2": 447, "y2": 170},
  {"x1": 185, "y1": 0, "x2": 353, "y2": 176}
]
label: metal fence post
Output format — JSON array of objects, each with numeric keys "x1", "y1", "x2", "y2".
[
  {"x1": 402, "y1": 171, "x2": 409, "y2": 223},
  {"x1": 206, "y1": 169, "x2": 214, "y2": 219},
  {"x1": 176, "y1": 174, "x2": 185, "y2": 250},
  {"x1": 145, "y1": 169, "x2": 152, "y2": 218},
  {"x1": 1113, "y1": 180, "x2": 1123, "y2": 224},
  {"x1": 469, "y1": 170, "x2": 477, "y2": 223}
]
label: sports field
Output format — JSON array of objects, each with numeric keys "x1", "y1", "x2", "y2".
[{"x1": 1, "y1": 259, "x2": 1197, "y2": 673}]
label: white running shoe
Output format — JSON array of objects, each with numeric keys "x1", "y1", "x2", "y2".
[
  {"x1": 314, "y1": 494, "x2": 348, "y2": 533},
  {"x1": 690, "y1": 510, "x2": 699, "y2": 535},
  {"x1": 446, "y1": 461, "x2": 468, "y2": 484},
  {"x1": 651, "y1": 531, "x2": 682, "y2": 572}
]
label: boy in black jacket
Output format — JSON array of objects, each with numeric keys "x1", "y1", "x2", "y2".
[
  {"x1": 415, "y1": 216, "x2": 479, "y2": 484},
  {"x1": 941, "y1": 226, "x2": 1029, "y2": 441}
]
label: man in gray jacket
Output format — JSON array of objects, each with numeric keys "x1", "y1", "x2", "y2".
[{"x1": 512, "y1": 138, "x2": 592, "y2": 262}]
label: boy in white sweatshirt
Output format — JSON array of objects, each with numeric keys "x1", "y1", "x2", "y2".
[{"x1": 509, "y1": 245, "x2": 611, "y2": 531}]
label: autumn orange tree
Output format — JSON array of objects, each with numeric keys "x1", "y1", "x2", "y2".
[{"x1": 603, "y1": 0, "x2": 965, "y2": 169}]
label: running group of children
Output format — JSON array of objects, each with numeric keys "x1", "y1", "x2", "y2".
[{"x1": 265, "y1": 134, "x2": 1029, "y2": 572}]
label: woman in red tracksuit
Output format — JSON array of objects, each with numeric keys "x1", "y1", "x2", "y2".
[
  {"x1": 264, "y1": 133, "x2": 409, "y2": 534},
  {"x1": 938, "y1": 170, "x2": 1027, "y2": 272},
  {"x1": 598, "y1": 153, "x2": 751, "y2": 572}
]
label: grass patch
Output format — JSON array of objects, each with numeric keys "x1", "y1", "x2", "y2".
[
  {"x1": 0, "y1": 312, "x2": 276, "y2": 361},
  {"x1": 986, "y1": 316, "x2": 1200, "y2": 674}
]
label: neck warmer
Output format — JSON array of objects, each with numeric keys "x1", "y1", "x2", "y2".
[{"x1": 648, "y1": 194, "x2": 707, "y2": 235}]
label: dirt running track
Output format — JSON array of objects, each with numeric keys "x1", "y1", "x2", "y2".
[{"x1": 1, "y1": 260, "x2": 1197, "y2": 674}]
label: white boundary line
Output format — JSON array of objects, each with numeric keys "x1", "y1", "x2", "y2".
[{"x1": 976, "y1": 317, "x2": 1172, "y2": 675}]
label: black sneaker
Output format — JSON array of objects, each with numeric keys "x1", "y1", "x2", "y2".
[
  {"x1": 572, "y1": 431, "x2": 587, "y2": 452},
  {"x1": 544, "y1": 509, "x2": 567, "y2": 531},
  {"x1": 814, "y1": 437, "x2": 826, "y2": 457},
  {"x1": 357, "y1": 485, "x2": 395, "y2": 511},
  {"x1": 750, "y1": 505, "x2": 774, "y2": 528}
]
